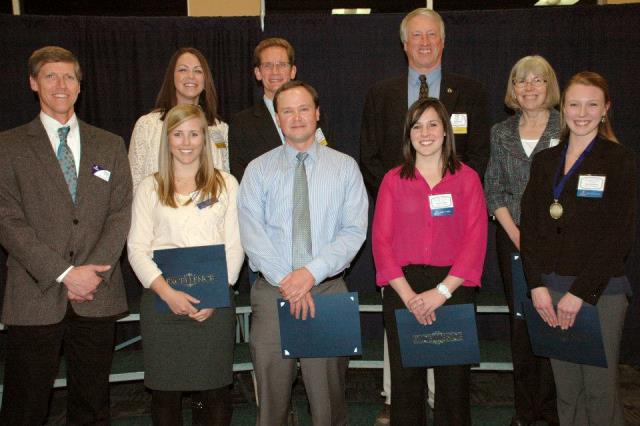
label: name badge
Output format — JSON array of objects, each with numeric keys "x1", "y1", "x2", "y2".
[
  {"x1": 315, "y1": 128, "x2": 328, "y2": 146},
  {"x1": 549, "y1": 138, "x2": 560, "y2": 148},
  {"x1": 577, "y1": 175, "x2": 606, "y2": 198},
  {"x1": 450, "y1": 113, "x2": 467, "y2": 135},
  {"x1": 92, "y1": 164, "x2": 111, "y2": 182},
  {"x1": 429, "y1": 194, "x2": 454, "y2": 217},
  {"x1": 191, "y1": 191, "x2": 217, "y2": 209}
]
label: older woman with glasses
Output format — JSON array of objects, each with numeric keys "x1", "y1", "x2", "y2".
[{"x1": 484, "y1": 55, "x2": 561, "y2": 426}]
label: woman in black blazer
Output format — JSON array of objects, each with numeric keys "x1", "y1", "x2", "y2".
[
  {"x1": 484, "y1": 55, "x2": 561, "y2": 426},
  {"x1": 520, "y1": 71, "x2": 635, "y2": 426}
]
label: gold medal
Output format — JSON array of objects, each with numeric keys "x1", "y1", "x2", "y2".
[{"x1": 549, "y1": 200, "x2": 563, "y2": 219}]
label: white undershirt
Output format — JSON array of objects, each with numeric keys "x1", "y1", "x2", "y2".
[{"x1": 521, "y1": 138, "x2": 539, "y2": 157}]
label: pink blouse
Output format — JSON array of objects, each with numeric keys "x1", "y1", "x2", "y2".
[{"x1": 372, "y1": 164, "x2": 487, "y2": 287}]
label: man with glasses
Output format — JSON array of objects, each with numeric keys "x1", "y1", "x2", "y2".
[{"x1": 229, "y1": 37, "x2": 331, "y2": 182}]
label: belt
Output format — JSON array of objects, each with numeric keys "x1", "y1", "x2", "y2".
[{"x1": 258, "y1": 271, "x2": 344, "y2": 285}]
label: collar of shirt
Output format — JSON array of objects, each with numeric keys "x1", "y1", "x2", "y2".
[
  {"x1": 283, "y1": 140, "x2": 318, "y2": 171},
  {"x1": 407, "y1": 66, "x2": 442, "y2": 106},
  {"x1": 263, "y1": 95, "x2": 285, "y2": 143},
  {"x1": 40, "y1": 111, "x2": 81, "y2": 173}
]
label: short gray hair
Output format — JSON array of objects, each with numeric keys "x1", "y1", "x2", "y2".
[{"x1": 399, "y1": 8, "x2": 445, "y2": 43}]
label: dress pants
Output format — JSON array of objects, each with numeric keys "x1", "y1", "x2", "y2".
[
  {"x1": 250, "y1": 277, "x2": 348, "y2": 426},
  {"x1": 496, "y1": 225, "x2": 558, "y2": 424},
  {"x1": 0, "y1": 304, "x2": 116, "y2": 425},
  {"x1": 549, "y1": 290, "x2": 627, "y2": 426},
  {"x1": 383, "y1": 265, "x2": 474, "y2": 426}
]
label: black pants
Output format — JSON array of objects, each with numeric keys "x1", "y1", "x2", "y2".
[
  {"x1": 383, "y1": 265, "x2": 475, "y2": 426},
  {"x1": 496, "y1": 225, "x2": 558, "y2": 424},
  {"x1": 151, "y1": 386, "x2": 232, "y2": 426},
  {"x1": 0, "y1": 305, "x2": 116, "y2": 425}
]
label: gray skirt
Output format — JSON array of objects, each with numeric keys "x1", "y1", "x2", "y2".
[{"x1": 140, "y1": 289, "x2": 235, "y2": 391}]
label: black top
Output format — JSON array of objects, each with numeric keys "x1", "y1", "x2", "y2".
[{"x1": 520, "y1": 137, "x2": 637, "y2": 305}]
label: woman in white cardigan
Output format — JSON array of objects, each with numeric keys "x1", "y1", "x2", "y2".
[
  {"x1": 129, "y1": 47, "x2": 229, "y2": 194},
  {"x1": 128, "y1": 104, "x2": 243, "y2": 425}
]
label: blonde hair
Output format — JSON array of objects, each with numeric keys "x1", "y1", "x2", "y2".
[
  {"x1": 505, "y1": 55, "x2": 560, "y2": 110},
  {"x1": 155, "y1": 104, "x2": 225, "y2": 207}
]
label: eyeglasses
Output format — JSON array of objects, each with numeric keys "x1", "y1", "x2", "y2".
[
  {"x1": 512, "y1": 77, "x2": 547, "y2": 88},
  {"x1": 259, "y1": 62, "x2": 291, "y2": 71}
]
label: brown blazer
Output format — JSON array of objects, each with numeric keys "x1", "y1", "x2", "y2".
[{"x1": 0, "y1": 117, "x2": 132, "y2": 325}]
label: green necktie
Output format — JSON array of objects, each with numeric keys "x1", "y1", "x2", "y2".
[{"x1": 57, "y1": 126, "x2": 77, "y2": 202}]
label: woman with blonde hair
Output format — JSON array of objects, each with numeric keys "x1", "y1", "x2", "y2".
[
  {"x1": 128, "y1": 103, "x2": 243, "y2": 425},
  {"x1": 484, "y1": 55, "x2": 561, "y2": 426}
]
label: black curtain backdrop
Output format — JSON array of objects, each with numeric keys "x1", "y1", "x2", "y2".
[{"x1": 0, "y1": 4, "x2": 639, "y2": 362}]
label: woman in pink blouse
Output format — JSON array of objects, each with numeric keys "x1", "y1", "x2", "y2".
[{"x1": 372, "y1": 98, "x2": 487, "y2": 425}]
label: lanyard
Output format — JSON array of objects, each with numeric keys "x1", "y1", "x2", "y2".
[{"x1": 552, "y1": 138, "x2": 597, "y2": 201}]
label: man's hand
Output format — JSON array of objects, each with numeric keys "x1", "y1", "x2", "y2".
[
  {"x1": 290, "y1": 292, "x2": 316, "y2": 320},
  {"x1": 189, "y1": 308, "x2": 215, "y2": 322},
  {"x1": 67, "y1": 290, "x2": 87, "y2": 303},
  {"x1": 62, "y1": 264, "x2": 111, "y2": 301},
  {"x1": 279, "y1": 268, "x2": 315, "y2": 303}
]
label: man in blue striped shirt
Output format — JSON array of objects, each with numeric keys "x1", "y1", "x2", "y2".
[{"x1": 238, "y1": 80, "x2": 368, "y2": 426}]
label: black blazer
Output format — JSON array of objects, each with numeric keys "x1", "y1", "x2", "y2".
[
  {"x1": 520, "y1": 138, "x2": 636, "y2": 305},
  {"x1": 359, "y1": 72, "x2": 489, "y2": 197},
  {"x1": 229, "y1": 100, "x2": 331, "y2": 182}
]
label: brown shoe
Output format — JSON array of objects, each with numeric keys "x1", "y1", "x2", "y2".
[{"x1": 374, "y1": 404, "x2": 391, "y2": 425}]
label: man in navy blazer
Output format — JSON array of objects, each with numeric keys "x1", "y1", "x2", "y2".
[
  {"x1": 360, "y1": 8, "x2": 489, "y2": 197},
  {"x1": 229, "y1": 37, "x2": 330, "y2": 182},
  {"x1": 0, "y1": 46, "x2": 132, "y2": 425}
]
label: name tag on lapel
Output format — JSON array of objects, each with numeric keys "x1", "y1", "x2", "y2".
[{"x1": 92, "y1": 165, "x2": 111, "y2": 182}]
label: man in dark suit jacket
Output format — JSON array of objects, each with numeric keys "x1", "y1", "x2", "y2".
[
  {"x1": 360, "y1": 8, "x2": 489, "y2": 197},
  {"x1": 229, "y1": 37, "x2": 330, "y2": 182},
  {"x1": 0, "y1": 46, "x2": 132, "y2": 425},
  {"x1": 359, "y1": 8, "x2": 490, "y2": 424}
]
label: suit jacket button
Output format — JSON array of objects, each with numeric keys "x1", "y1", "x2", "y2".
[
  {"x1": 73, "y1": 219, "x2": 79, "y2": 225},
  {"x1": 556, "y1": 227, "x2": 562, "y2": 234},
  {"x1": 69, "y1": 251, "x2": 74, "y2": 257}
]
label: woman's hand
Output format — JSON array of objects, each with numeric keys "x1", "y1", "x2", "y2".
[
  {"x1": 531, "y1": 287, "x2": 558, "y2": 327},
  {"x1": 162, "y1": 289, "x2": 200, "y2": 316},
  {"x1": 556, "y1": 292, "x2": 583, "y2": 330},
  {"x1": 408, "y1": 289, "x2": 447, "y2": 326},
  {"x1": 189, "y1": 308, "x2": 215, "y2": 322}
]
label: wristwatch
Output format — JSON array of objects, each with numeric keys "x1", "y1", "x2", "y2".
[{"x1": 436, "y1": 283, "x2": 452, "y2": 299}]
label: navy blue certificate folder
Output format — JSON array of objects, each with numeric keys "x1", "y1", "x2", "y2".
[
  {"x1": 278, "y1": 292, "x2": 362, "y2": 358},
  {"x1": 395, "y1": 304, "x2": 480, "y2": 368},
  {"x1": 523, "y1": 301, "x2": 607, "y2": 367},
  {"x1": 511, "y1": 253, "x2": 529, "y2": 320},
  {"x1": 153, "y1": 245, "x2": 230, "y2": 313}
]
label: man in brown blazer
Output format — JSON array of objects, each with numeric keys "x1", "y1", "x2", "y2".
[{"x1": 0, "y1": 46, "x2": 132, "y2": 425}]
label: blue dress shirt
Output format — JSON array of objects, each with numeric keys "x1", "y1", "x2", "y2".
[{"x1": 238, "y1": 142, "x2": 368, "y2": 286}]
